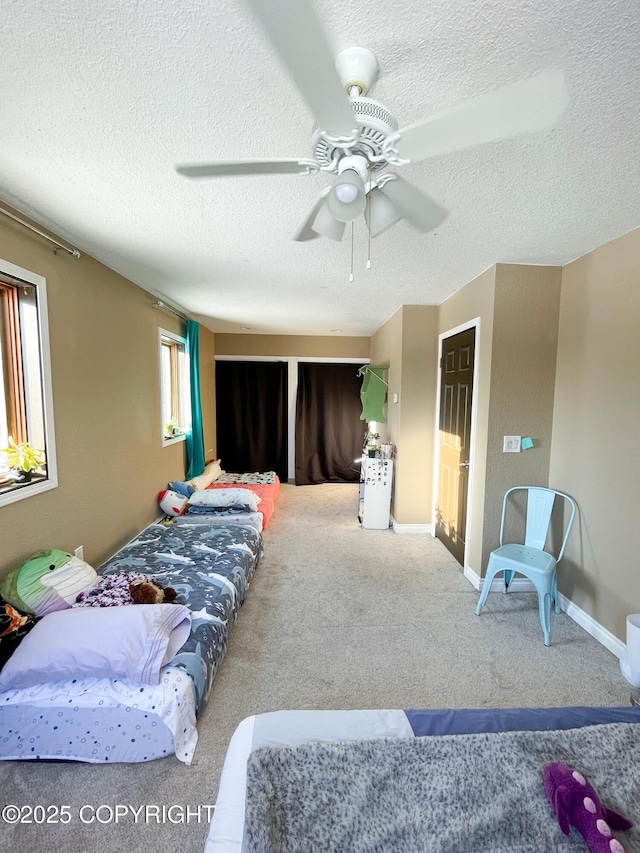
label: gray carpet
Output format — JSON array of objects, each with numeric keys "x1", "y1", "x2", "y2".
[{"x1": 0, "y1": 483, "x2": 629, "y2": 852}]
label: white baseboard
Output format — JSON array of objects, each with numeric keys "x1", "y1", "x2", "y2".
[
  {"x1": 557, "y1": 593, "x2": 626, "y2": 660},
  {"x1": 464, "y1": 566, "x2": 625, "y2": 661},
  {"x1": 391, "y1": 519, "x2": 434, "y2": 535},
  {"x1": 464, "y1": 564, "x2": 535, "y2": 593},
  {"x1": 464, "y1": 565, "x2": 480, "y2": 588}
]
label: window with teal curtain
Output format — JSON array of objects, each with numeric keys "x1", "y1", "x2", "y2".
[{"x1": 185, "y1": 320, "x2": 205, "y2": 479}]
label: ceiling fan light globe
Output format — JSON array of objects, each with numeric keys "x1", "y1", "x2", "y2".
[
  {"x1": 367, "y1": 188, "x2": 402, "y2": 237},
  {"x1": 335, "y1": 183, "x2": 359, "y2": 203},
  {"x1": 379, "y1": 177, "x2": 449, "y2": 234},
  {"x1": 311, "y1": 202, "x2": 346, "y2": 241},
  {"x1": 327, "y1": 170, "x2": 366, "y2": 223}
]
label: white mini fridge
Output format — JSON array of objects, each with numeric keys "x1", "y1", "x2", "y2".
[{"x1": 358, "y1": 457, "x2": 393, "y2": 529}]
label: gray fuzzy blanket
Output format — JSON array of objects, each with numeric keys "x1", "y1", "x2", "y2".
[{"x1": 244, "y1": 722, "x2": 640, "y2": 852}]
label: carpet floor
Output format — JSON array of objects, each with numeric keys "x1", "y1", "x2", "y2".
[{"x1": 0, "y1": 482, "x2": 630, "y2": 852}]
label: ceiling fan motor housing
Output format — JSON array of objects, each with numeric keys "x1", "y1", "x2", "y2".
[{"x1": 312, "y1": 97, "x2": 399, "y2": 174}]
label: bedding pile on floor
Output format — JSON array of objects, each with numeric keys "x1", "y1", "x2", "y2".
[
  {"x1": 243, "y1": 723, "x2": 640, "y2": 852},
  {"x1": 160, "y1": 470, "x2": 281, "y2": 530}
]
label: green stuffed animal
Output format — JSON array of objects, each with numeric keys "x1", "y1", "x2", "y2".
[{"x1": 0, "y1": 549, "x2": 97, "y2": 616}]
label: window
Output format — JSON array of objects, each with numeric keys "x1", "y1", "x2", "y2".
[
  {"x1": 0, "y1": 258, "x2": 57, "y2": 506},
  {"x1": 159, "y1": 329, "x2": 191, "y2": 444}
]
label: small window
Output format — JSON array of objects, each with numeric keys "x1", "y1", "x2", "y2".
[
  {"x1": 159, "y1": 329, "x2": 191, "y2": 444},
  {"x1": 0, "y1": 259, "x2": 57, "y2": 507}
]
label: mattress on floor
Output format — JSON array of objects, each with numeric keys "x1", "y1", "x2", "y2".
[
  {"x1": 205, "y1": 705, "x2": 640, "y2": 852},
  {"x1": 98, "y1": 522, "x2": 263, "y2": 714},
  {"x1": 0, "y1": 522, "x2": 262, "y2": 765},
  {"x1": 0, "y1": 665, "x2": 197, "y2": 764}
]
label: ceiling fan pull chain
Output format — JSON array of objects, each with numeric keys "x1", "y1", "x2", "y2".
[
  {"x1": 349, "y1": 223, "x2": 354, "y2": 282},
  {"x1": 366, "y1": 175, "x2": 372, "y2": 269}
]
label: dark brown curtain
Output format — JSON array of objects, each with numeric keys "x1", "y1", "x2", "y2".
[
  {"x1": 215, "y1": 360, "x2": 288, "y2": 479},
  {"x1": 295, "y1": 362, "x2": 364, "y2": 485}
]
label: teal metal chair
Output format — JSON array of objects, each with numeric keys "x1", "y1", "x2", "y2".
[{"x1": 475, "y1": 486, "x2": 577, "y2": 645}]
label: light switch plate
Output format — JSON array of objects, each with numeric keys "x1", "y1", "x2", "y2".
[{"x1": 503, "y1": 435, "x2": 521, "y2": 453}]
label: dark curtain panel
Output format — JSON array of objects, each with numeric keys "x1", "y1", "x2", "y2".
[
  {"x1": 295, "y1": 362, "x2": 364, "y2": 485},
  {"x1": 215, "y1": 361, "x2": 288, "y2": 479}
]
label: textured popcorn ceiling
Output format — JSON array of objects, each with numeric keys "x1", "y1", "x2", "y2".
[{"x1": 1, "y1": 0, "x2": 639, "y2": 336}]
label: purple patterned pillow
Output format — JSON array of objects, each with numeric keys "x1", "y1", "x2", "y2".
[{"x1": 73, "y1": 572, "x2": 154, "y2": 608}]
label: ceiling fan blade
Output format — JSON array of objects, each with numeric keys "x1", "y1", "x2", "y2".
[
  {"x1": 176, "y1": 160, "x2": 312, "y2": 178},
  {"x1": 243, "y1": 0, "x2": 356, "y2": 138},
  {"x1": 292, "y1": 194, "x2": 327, "y2": 242},
  {"x1": 395, "y1": 71, "x2": 569, "y2": 162},
  {"x1": 379, "y1": 177, "x2": 448, "y2": 234}
]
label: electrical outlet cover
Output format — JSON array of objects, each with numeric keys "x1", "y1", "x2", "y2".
[{"x1": 503, "y1": 435, "x2": 521, "y2": 453}]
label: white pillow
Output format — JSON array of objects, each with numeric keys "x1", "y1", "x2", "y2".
[
  {"x1": 0, "y1": 604, "x2": 191, "y2": 691},
  {"x1": 188, "y1": 488, "x2": 261, "y2": 512},
  {"x1": 204, "y1": 460, "x2": 223, "y2": 481}
]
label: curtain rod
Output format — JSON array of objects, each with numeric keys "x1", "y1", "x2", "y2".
[
  {"x1": 152, "y1": 300, "x2": 188, "y2": 321},
  {"x1": 0, "y1": 206, "x2": 80, "y2": 258}
]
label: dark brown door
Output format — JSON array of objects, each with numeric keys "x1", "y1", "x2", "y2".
[{"x1": 436, "y1": 327, "x2": 475, "y2": 565}]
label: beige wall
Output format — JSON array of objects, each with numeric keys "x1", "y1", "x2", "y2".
[
  {"x1": 396, "y1": 306, "x2": 438, "y2": 523},
  {"x1": 370, "y1": 306, "x2": 438, "y2": 525},
  {"x1": 370, "y1": 307, "x2": 403, "y2": 517},
  {"x1": 370, "y1": 307, "x2": 402, "y2": 445},
  {"x1": 216, "y1": 333, "x2": 369, "y2": 358},
  {"x1": 550, "y1": 227, "x2": 640, "y2": 640},
  {"x1": 0, "y1": 208, "x2": 211, "y2": 575},
  {"x1": 438, "y1": 266, "x2": 496, "y2": 572},
  {"x1": 481, "y1": 264, "x2": 562, "y2": 567}
]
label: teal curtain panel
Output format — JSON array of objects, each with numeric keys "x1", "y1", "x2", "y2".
[{"x1": 185, "y1": 320, "x2": 205, "y2": 479}]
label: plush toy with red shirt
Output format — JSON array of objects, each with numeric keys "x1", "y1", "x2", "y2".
[{"x1": 158, "y1": 489, "x2": 188, "y2": 517}]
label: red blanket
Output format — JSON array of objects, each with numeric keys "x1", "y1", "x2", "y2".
[{"x1": 207, "y1": 476, "x2": 280, "y2": 529}]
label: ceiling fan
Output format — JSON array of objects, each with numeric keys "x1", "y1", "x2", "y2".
[{"x1": 176, "y1": 0, "x2": 568, "y2": 243}]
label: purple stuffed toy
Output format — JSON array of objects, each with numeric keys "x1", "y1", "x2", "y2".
[{"x1": 544, "y1": 762, "x2": 633, "y2": 852}]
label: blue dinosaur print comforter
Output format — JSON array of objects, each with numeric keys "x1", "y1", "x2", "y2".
[{"x1": 98, "y1": 522, "x2": 262, "y2": 715}]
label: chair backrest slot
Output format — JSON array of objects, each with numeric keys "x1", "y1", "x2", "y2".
[
  {"x1": 500, "y1": 485, "x2": 577, "y2": 560},
  {"x1": 524, "y1": 488, "x2": 556, "y2": 551}
]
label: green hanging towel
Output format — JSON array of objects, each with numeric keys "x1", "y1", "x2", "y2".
[{"x1": 358, "y1": 365, "x2": 387, "y2": 423}]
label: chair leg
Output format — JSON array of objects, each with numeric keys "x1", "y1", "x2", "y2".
[
  {"x1": 552, "y1": 572, "x2": 561, "y2": 614},
  {"x1": 475, "y1": 563, "x2": 503, "y2": 616},
  {"x1": 503, "y1": 569, "x2": 515, "y2": 593},
  {"x1": 537, "y1": 589, "x2": 552, "y2": 646}
]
